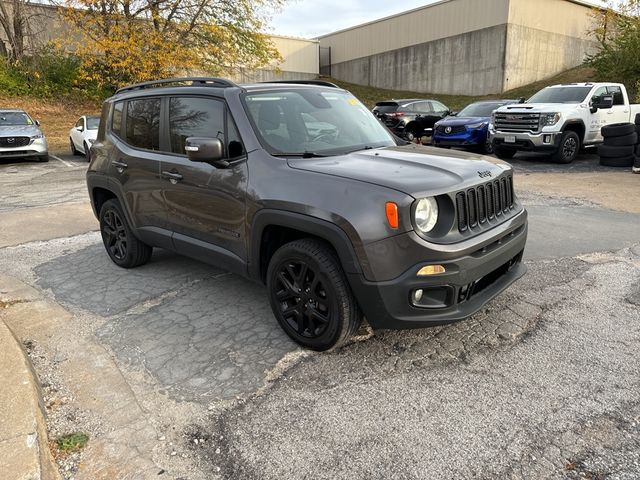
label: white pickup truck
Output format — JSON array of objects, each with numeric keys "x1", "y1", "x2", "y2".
[{"x1": 489, "y1": 82, "x2": 640, "y2": 163}]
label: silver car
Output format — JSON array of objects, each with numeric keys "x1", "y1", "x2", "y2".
[{"x1": 0, "y1": 109, "x2": 48, "y2": 162}]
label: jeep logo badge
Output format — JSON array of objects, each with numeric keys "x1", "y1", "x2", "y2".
[
  {"x1": 477, "y1": 170, "x2": 492, "y2": 178},
  {"x1": 445, "y1": 126, "x2": 452, "y2": 134},
  {"x1": 6, "y1": 137, "x2": 15, "y2": 144}
]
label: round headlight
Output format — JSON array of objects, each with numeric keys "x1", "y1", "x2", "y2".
[{"x1": 414, "y1": 197, "x2": 438, "y2": 233}]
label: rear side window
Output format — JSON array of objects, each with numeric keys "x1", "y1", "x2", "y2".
[
  {"x1": 608, "y1": 86, "x2": 624, "y2": 106},
  {"x1": 414, "y1": 102, "x2": 432, "y2": 113},
  {"x1": 126, "y1": 98, "x2": 160, "y2": 150},
  {"x1": 169, "y1": 97, "x2": 225, "y2": 155},
  {"x1": 111, "y1": 102, "x2": 123, "y2": 136},
  {"x1": 373, "y1": 102, "x2": 399, "y2": 113}
]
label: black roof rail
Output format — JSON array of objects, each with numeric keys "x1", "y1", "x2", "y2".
[
  {"x1": 115, "y1": 77, "x2": 239, "y2": 94},
  {"x1": 258, "y1": 80, "x2": 340, "y2": 88}
]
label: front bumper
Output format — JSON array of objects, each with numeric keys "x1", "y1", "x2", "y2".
[
  {"x1": 0, "y1": 138, "x2": 48, "y2": 158},
  {"x1": 347, "y1": 209, "x2": 528, "y2": 329},
  {"x1": 433, "y1": 129, "x2": 486, "y2": 147},
  {"x1": 490, "y1": 130, "x2": 561, "y2": 151}
]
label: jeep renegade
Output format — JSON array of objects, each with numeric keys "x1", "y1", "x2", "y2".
[{"x1": 87, "y1": 78, "x2": 528, "y2": 351}]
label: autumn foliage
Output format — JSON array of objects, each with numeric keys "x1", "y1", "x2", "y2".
[{"x1": 59, "y1": 0, "x2": 284, "y2": 89}]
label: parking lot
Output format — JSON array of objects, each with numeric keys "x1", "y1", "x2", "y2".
[{"x1": 0, "y1": 150, "x2": 639, "y2": 479}]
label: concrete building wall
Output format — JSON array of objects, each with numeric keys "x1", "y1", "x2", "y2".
[
  {"x1": 503, "y1": 0, "x2": 597, "y2": 90},
  {"x1": 318, "y1": 0, "x2": 597, "y2": 95},
  {"x1": 319, "y1": 0, "x2": 509, "y2": 64},
  {"x1": 331, "y1": 25, "x2": 508, "y2": 95}
]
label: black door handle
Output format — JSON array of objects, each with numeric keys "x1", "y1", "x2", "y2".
[
  {"x1": 162, "y1": 171, "x2": 183, "y2": 182},
  {"x1": 112, "y1": 160, "x2": 128, "y2": 169}
]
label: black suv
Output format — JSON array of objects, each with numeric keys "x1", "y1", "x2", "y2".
[
  {"x1": 87, "y1": 78, "x2": 527, "y2": 351},
  {"x1": 373, "y1": 99, "x2": 450, "y2": 141}
]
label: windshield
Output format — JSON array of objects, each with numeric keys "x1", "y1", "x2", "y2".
[
  {"x1": 527, "y1": 87, "x2": 592, "y2": 104},
  {"x1": 86, "y1": 117, "x2": 100, "y2": 130},
  {"x1": 245, "y1": 89, "x2": 395, "y2": 155},
  {"x1": 458, "y1": 102, "x2": 508, "y2": 117},
  {"x1": 0, "y1": 112, "x2": 34, "y2": 126}
]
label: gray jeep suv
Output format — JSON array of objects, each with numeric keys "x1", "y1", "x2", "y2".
[{"x1": 86, "y1": 78, "x2": 528, "y2": 351}]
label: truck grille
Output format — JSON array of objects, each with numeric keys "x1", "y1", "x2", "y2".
[
  {"x1": 0, "y1": 136, "x2": 30, "y2": 147},
  {"x1": 456, "y1": 175, "x2": 515, "y2": 232},
  {"x1": 494, "y1": 113, "x2": 540, "y2": 133},
  {"x1": 435, "y1": 125, "x2": 466, "y2": 135}
]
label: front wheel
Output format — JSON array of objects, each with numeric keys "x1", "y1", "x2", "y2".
[
  {"x1": 267, "y1": 239, "x2": 362, "y2": 351},
  {"x1": 552, "y1": 131, "x2": 580, "y2": 164},
  {"x1": 99, "y1": 199, "x2": 152, "y2": 268},
  {"x1": 493, "y1": 145, "x2": 517, "y2": 159},
  {"x1": 84, "y1": 142, "x2": 91, "y2": 162}
]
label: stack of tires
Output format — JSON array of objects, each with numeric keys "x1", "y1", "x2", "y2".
[{"x1": 598, "y1": 122, "x2": 637, "y2": 167}]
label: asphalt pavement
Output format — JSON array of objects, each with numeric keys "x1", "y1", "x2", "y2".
[{"x1": 0, "y1": 151, "x2": 638, "y2": 479}]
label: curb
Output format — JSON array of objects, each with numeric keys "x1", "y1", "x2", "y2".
[{"x1": 0, "y1": 317, "x2": 61, "y2": 480}]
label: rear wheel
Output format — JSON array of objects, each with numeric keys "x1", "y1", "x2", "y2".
[
  {"x1": 493, "y1": 145, "x2": 517, "y2": 159},
  {"x1": 267, "y1": 239, "x2": 361, "y2": 351},
  {"x1": 551, "y1": 131, "x2": 580, "y2": 164},
  {"x1": 99, "y1": 199, "x2": 152, "y2": 268}
]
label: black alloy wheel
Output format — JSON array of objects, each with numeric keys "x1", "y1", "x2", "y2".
[
  {"x1": 99, "y1": 199, "x2": 152, "y2": 268},
  {"x1": 267, "y1": 239, "x2": 361, "y2": 351},
  {"x1": 102, "y1": 208, "x2": 128, "y2": 261},
  {"x1": 552, "y1": 131, "x2": 580, "y2": 164}
]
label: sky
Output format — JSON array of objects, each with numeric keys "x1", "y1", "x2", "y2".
[{"x1": 268, "y1": 0, "x2": 607, "y2": 39}]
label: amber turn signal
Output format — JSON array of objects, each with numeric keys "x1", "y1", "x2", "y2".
[
  {"x1": 417, "y1": 265, "x2": 446, "y2": 276},
  {"x1": 385, "y1": 202, "x2": 399, "y2": 229}
]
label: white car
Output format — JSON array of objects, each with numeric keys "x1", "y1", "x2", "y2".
[{"x1": 69, "y1": 115, "x2": 100, "y2": 160}]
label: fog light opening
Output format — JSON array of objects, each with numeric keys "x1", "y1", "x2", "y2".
[
  {"x1": 412, "y1": 289, "x2": 424, "y2": 303},
  {"x1": 543, "y1": 134, "x2": 552, "y2": 144}
]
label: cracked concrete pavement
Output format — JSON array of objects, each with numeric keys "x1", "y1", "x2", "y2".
[{"x1": 0, "y1": 152, "x2": 638, "y2": 479}]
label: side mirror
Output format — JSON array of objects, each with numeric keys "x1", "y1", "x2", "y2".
[
  {"x1": 185, "y1": 137, "x2": 228, "y2": 168},
  {"x1": 592, "y1": 95, "x2": 614, "y2": 111},
  {"x1": 35, "y1": 120, "x2": 40, "y2": 126},
  {"x1": 76, "y1": 126, "x2": 84, "y2": 132},
  {"x1": 450, "y1": 111, "x2": 458, "y2": 116}
]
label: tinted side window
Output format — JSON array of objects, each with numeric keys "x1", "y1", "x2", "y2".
[
  {"x1": 111, "y1": 102, "x2": 123, "y2": 136},
  {"x1": 415, "y1": 102, "x2": 432, "y2": 113},
  {"x1": 125, "y1": 98, "x2": 160, "y2": 150},
  {"x1": 431, "y1": 101, "x2": 448, "y2": 114},
  {"x1": 607, "y1": 86, "x2": 624, "y2": 105},
  {"x1": 169, "y1": 97, "x2": 224, "y2": 155}
]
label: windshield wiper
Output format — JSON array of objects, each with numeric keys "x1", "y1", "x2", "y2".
[{"x1": 272, "y1": 151, "x2": 329, "y2": 158}]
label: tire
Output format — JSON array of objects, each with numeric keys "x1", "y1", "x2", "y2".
[
  {"x1": 99, "y1": 199, "x2": 152, "y2": 268},
  {"x1": 266, "y1": 238, "x2": 362, "y2": 351},
  {"x1": 598, "y1": 144, "x2": 635, "y2": 158},
  {"x1": 493, "y1": 145, "x2": 517, "y2": 159},
  {"x1": 551, "y1": 131, "x2": 580, "y2": 164},
  {"x1": 404, "y1": 130, "x2": 416, "y2": 142},
  {"x1": 599, "y1": 155, "x2": 635, "y2": 168},
  {"x1": 601, "y1": 122, "x2": 635, "y2": 138},
  {"x1": 603, "y1": 132, "x2": 637, "y2": 146},
  {"x1": 482, "y1": 138, "x2": 494, "y2": 155},
  {"x1": 84, "y1": 142, "x2": 91, "y2": 162},
  {"x1": 70, "y1": 138, "x2": 79, "y2": 155},
  {"x1": 634, "y1": 113, "x2": 640, "y2": 126},
  {"x1": 37, "y1": 155, "x2": 49, "y2": 162}
]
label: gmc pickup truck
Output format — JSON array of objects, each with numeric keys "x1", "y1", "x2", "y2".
[{"x1": 489, "y1": 83, "x2": 640, "y2": 163}]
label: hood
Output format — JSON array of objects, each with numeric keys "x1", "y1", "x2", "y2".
[
  {"x1": 437, "y1": 116, "x2": 489, "y2": 127},
  {"x1": 0, "y1": 125, "x2": 42, "y2": 137},
  {"x1": 287, "y1": 145, "x2": 512, "y2": 198},
  {"x1": 495, "y1": 103, "x2": 580, "y2": 114}
]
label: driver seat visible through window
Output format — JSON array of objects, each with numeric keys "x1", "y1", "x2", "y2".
[{"x1": 257, "y1": 102, "x2": 291, "y2": 152}]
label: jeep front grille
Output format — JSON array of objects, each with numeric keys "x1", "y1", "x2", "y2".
[
  {"x1": 0, "y1": 136, "x2": 30, "y2": 147},
  {"x1": 456, "y1": 175, "x2": 515, "y2": 232},
  {"x1": 494, "y1": 113, "x2": 540, "y2": 133}
]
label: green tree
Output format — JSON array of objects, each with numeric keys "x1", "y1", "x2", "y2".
[
  {"x1": 59, "y1": 0, "x2": 285, "y2": 89},
  {"x1": 587, "y1": 1, "x2": 640, "y2": 99}
]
